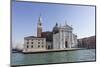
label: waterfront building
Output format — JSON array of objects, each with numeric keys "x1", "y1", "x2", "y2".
[
  {"x1": 52, "y1": 22, "x2": 77, "y2": 49},
  {"x1": 23, "y1": 15, "x2": 78, "y2": 52},
  {"x1": 78, "y1": 36, "x2": 96, "y2": 49},
  {"x1": 23, "y1": 36, "x2": 46, "y2": 52},
  {"x1": 23, "y1": 15, "x2": 46, "y2": 52}
]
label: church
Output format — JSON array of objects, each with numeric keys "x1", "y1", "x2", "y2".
[
  {"x1": 23, "y1": 15, "x2": 78, "y2": 52},
  {"x1": 53, "y1": 23, "x2": 77, "y2": 49},
  {"x1": 23, "y1": 15, "x2": 46, "y2": 52}
]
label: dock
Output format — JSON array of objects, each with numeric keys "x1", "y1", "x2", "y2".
[{"x1": 22, "y1": 48, "x2": 86, "y2": 54}]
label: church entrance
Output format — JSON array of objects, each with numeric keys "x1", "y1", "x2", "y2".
[
  {"x1": 47, "y1": 45, "x2": 51, "y2": 49},
  {"x1": 65, "y1": 41, "x2": 68, "y2": 48}
]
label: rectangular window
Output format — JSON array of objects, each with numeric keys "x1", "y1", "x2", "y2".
[
  {"x1": 27, "y1": 45, "x2": 29, "y2": 48},
  {"x1": 41, "y1": 40, "x2": 43, "y2": 42},
  {"x1": 42, "y1": 45, "x2": 44, "y2": 48},
  {"x1": 42, "y1": 42, "x2": 44, "y2": 44},
  {"x1": 38, "y1": 45, "x2": 40, "y2": 48},
  {"x1": 38, "y1": 39, "x2": 40, "y2": 41},
  {"x1": 31, "y1": 45, "x2": 33, "y2": 48},
  {"x1": 38, "y1": 42, "x2": 40, "y2": 44},
  {"x1": 27, "y1": 42, "x2": 29, "y2": 44},
  {"x1": 31, "y1": 42, "x2": 33, "y2": 44}
]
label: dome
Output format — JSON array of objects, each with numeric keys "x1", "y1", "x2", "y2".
[{"x1": 53, "y1": 23, "x2": 59, "y2": 34}]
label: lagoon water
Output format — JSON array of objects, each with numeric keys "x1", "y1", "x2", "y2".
[{"x1": 11, "y1": 49, "x2": 96, "y2": 66}]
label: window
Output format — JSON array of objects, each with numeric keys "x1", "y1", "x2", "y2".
[
  {"x1": 41, "y1": 40, "x2": 43, "y2": 42},
  {"x1": 38, "y1": 42, "x2": 40, "y2": 44},
  {"x1": 42, "y1": 45, "x2": 44, "y2": 48},
  {"x1": 38, "y1": 45, "x2": 40, "y2": 48},
  {"x1": 27, "y1": 42, "x2": 29, "y2": 44},
  {"x1": 31, "y1": 42, "x2": 33, "y2": 44},
  {"x1": 42, "y1": 42, "x2": 44, "y2": 44},
  {"x1": 38, "y1": 39, "x2": 40, "y2": 41},
  {"x1": 32, "y1": 39, "x2": 33, "y2": 41},
  {"x1": 31, "y1": 45, "x2": 33, "y2": 48},
  {"x1": 27, "y1": 45, "x2": 29, "y2": 48}
]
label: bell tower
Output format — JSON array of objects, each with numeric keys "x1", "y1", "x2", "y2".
[{"x1": 37, "y1": 15, "x2": 42, "y2": 37}]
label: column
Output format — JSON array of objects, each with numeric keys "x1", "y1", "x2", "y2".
[{"x1": 68, "y1": 31, "x2": 71, "y2": 48}]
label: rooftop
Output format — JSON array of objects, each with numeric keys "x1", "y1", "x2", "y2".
[{"x1": 24, "y1": 36, "x2": 45, "y2": 39}]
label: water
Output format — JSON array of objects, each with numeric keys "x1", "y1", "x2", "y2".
[{"x1": 11, "y1": 49, "x2": 96, "y2": 66}]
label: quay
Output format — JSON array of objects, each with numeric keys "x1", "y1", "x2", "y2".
[{"x1": 22, "y1": 48, "x2": 85, "y2": 54}]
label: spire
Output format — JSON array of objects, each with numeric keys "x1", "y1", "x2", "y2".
[
  {"x1": 56, "y1": 22, "x2": 58, "y2": 26},
  {"x1": 38, "y1": 13, "x2": 42, "y2": 26},
  {"x1": 38, "y1": 13, "x2": 42, "y2": 23},
  {"x1": 37, "y1": 13, "x2": 42, "y2": 37},
  {"x1": 65, "y1": 20, "x2": 67, "y2": 26}
]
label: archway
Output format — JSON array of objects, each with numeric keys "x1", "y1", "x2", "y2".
[{"x1": 65, "y1": 41, "x2": 68, "y2": 48}]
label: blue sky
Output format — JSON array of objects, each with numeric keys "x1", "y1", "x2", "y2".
[{"x1": 12, "y1": 0, "x2": 95, "y2": 45}]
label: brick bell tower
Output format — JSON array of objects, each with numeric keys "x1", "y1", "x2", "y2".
[{"x1": 37, "y1": 15, "x2": 42, "y2": 37}]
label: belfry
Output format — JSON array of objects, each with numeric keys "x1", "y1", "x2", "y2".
[{"x1": 37, "y1": 15, "x2": 42, "y2": 37}]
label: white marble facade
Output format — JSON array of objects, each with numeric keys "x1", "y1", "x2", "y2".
[
  {"x1": 53, "y1": 23, "x2": 77, "y2": 49},
  {"x1": 23, "y1": 15, "x2": 77, "y2": 52}
]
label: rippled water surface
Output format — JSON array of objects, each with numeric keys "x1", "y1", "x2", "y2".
[{"x1": 11, "y1": 49, "x2": 96, "y2": 65}]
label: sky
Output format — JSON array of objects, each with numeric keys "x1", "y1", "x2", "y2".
[{"x1": 12, "y1": 0, "x2": 95, "y2": 47}]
